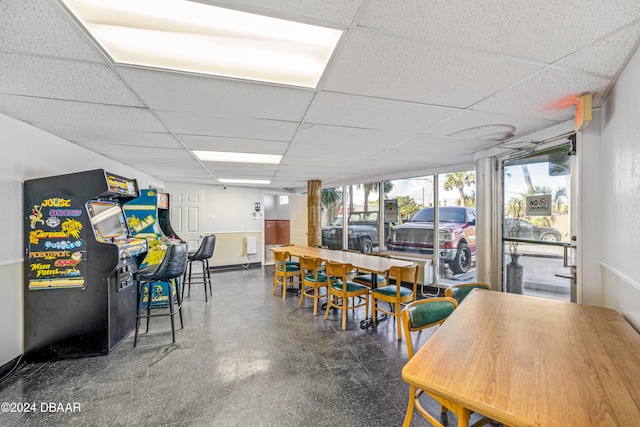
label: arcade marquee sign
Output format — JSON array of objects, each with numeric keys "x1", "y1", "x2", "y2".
[{"x1": 27, "y1": 195, "x2": 86, "y2": 290}]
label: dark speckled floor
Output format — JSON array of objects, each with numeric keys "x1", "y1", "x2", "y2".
[{"x1": 0, "y1": 266, "x2": 486, "y2": 426}]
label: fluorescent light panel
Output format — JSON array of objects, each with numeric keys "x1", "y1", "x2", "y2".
[
  {"x1": 219, "y1": 179, "x2": 270, "y2": 185},
  {"x1": 61, "y1": 0, "x2": 342, "y2": 88},
  {"x1": 194, "y1": 150, "x2": 281, "y2": 164}
]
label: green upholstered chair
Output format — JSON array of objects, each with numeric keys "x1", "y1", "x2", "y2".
[
  {"x1": 401, "y1": 298, "x2": 491, "y2": 427},
  {"x1": 352, "y1": 253, "x2": 390, "y2": 288},
  {"x1": 324, "y1": 260, "x2": 369, "y2": 330},
  {"x1": 444, "y1": 282, "x2": 491, "y2": 304},
  {"x1": 370, "y1": 263, "x2": 418, "y2": 340},
  {"x1": 273, "y1": 250, "x2": 301, "y2": 299},
  {"x1": 298, "y1": 255, "x2": 334, "y2": 316}
]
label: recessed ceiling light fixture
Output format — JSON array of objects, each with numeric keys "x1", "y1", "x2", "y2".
[
  {"x1": 60, "y1": 0, "x2": 343, "y2": 88},
  {"x1": 219, "y1": 179, "x2": 270, "y2": 185},
  {"x1": 194, "y1": 150, "x2": 282, "y2": 164}
]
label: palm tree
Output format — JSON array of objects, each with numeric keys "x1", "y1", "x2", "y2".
[
  {"x1": 321, "y1": 188, "x2": 341, "y2": 209},
  {"x1": 443, "y1": 172, "x2": 476, "y2": 206},
  {"x1": 397, "y1": 195, "x2": 421, "y2": 221},
  {"x1": 360, "y1": 181, "x2": 395, "y2": 211}
]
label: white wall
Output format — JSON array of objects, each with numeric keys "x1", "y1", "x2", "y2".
[
  {"x1": 0, "y1": 113, "x2": 162, "y2": 367},
  {"x1": 165, "y1": 183, "x2": 265, "y2": 266},
  {"x1": 593, "y1": 45, "x2": 640, "y2": 330}
]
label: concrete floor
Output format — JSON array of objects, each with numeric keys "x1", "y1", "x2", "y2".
[{"x1": 0, "y1": 266, "x2": 490, "y2": 426}]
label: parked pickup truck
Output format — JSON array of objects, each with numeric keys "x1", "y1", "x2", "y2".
[
  {"x1": 385, "y1": 206, "x2": 476, "y2": 274},
  {"x1": 322, "y1": 211, "x2": 380, "y2": 253}
]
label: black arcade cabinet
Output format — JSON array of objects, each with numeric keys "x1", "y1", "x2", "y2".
[
  {"x1": 23, "y1": 169, "x2": 147, "y2": 360},
  {"x1": 157, "y1": 192, "x2": 183, "y2": 241}
]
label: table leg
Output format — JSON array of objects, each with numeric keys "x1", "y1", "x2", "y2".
[{"x1": 359, "y1": 272, "x2": 388, "y2": 329}]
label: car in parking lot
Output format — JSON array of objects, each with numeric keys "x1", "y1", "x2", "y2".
[
  {"x1": 504, "y1": 218, "x2": 562, "y2": 242},
  {"x1": 385, "y1": 206, "x2": 476, "y2": 274},
  {"x1": 322, "y1": 211, "x2": 380, "y2": 253}
]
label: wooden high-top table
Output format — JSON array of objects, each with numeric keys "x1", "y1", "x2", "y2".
[{"x1": 402, "y1": 289, "x2": 640, "y2": 427}]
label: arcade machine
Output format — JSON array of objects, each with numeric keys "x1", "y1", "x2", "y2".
[
  {"x1": 157, "y1": 192, "x2": 183, "y2": 241},
  {"x1": 123, "y1": 189, "x2": 182, "y2": 308},
  {"x1": 23, "y1": 169, "x2": 147, "y2": 360}
]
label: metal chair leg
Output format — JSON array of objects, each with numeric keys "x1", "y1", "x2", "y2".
[
  {"x1": 145, "y1": 282, "x2": 152, "y2": 333},
  {"x1": 134, "y1": 280, "x2": 144, "y2": 347},
  {"x1": 201, "y1": 260, "x2": 208, "y2": 302},
  {"x1": 168, "y1": 279, "x2": 176, "y2": 343}
]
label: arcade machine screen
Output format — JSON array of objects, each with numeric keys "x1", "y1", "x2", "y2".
[{"x1": 88, "y1": 201, "x2": 127, "y2": 241}]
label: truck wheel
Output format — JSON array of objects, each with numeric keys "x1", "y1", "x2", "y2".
[
  {"x1": 451, "y1": 242, "x2": 471, "y2": 274},
  {"x1": 361, "y1": 238, "x2": 373, "y2": 254}
]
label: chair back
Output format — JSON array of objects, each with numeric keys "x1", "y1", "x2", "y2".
[
  {"x1": 299, "y1": 255, "x2": 322, "y2": 272},
  {"x1": 191, "y1": 235, "x2": 216, "y2": 260},
  {"x1": 389, "y1": 263, "x2": 418, "y2": 293},
  {"x1": 325, "y1": 260, "x2": 353, "y2": 283},
  {"x1": 401, "y1": 297, "x2": 458, "y2": 358},
  {"x1": 151, "y1": 243, "x2": 188, "y2": 281},
  {"x1": 274, "y1": 250, "x2": 290, "y2": 267},
  {"x1": 444, "y1": 282, "x2": 491, "y2": 304}
]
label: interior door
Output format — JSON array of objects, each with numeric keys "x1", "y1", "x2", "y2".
[
  {"x1": 289, "y1": 194, "x2": 308, "y2": 246},
  {"x1": 502, "y1": 143, "x2": 575, "y2": 302},
  {"x1": 169, "y1": 190, "x2": 205, "y2": 252}
]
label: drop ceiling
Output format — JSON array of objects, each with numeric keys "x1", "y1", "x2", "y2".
[{"x1": 1, "y1": 0, "x2": 639, "y2": 191}]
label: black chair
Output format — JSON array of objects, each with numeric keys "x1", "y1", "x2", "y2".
[
  {"x1": 134, "y1": 243, "x2": 188, "y2": 347},
  {"x1": 182, "y1": 235, "x2": 216, "y2": 302}
]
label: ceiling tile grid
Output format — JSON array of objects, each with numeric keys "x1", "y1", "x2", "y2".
[
  {"x1": 0, "y1": 0, "x2": 107, "y2": 63},
  {"x1": 304, "y1": 91, "x2": 461, "y2": 133},
  {"x1": 117, "y1": 66, "x2": 316, "y2": 122},
  {"x1": 155, "y1": 110, "x2": 299, "y2": 141},
  {"x1": 177, "y1": 134, "x2": 290, "y2": 155},
  {"x1": 0, "y1": 53, "x2": 144, "y2": 107},
  {"x1": 1, "y1": 0, "x2": 639, "y2": 189},
  {"x1": 322, "y1": 29, "x2": 546, "y2": 108},
  {"x1": 359, "y1": 0, "x2": 640, "y2": 64},
  {"x1": 0, "y1": 95, "x2": 166, "y2": 132}
]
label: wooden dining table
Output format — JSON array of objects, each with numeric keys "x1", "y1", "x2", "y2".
[
  {"x1": 270, "y1": 245, "x2": 414, "y2": 285},
  {"x1": 270, "y1": 245, "x2": 415, "y2": 327},
  {"x1": 402, "y1": 289, "x2": 640, "y2": 427}
]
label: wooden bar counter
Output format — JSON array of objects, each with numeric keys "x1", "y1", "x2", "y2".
[{"x1": 402, "y1": 290, "x2": 640, "y2": 427}]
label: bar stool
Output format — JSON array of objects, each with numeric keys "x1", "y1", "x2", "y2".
[
  {"x1": 134, "y1": 243, "x2": 188, "y2": 347},
  {"x1": 182, "y1": 235, "x2": 216, "y2": 302}
]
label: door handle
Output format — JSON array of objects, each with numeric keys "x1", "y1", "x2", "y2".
[
  {"x1": 562, "y1": 245, "x2": 576, "y2": 268},
  {"x1": 555, "y1": 273, "x2": 571, "y2": 279}
]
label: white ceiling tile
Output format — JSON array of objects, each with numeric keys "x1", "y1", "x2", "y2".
[
  {"x1": 472, "y1": 67, "x2": 613, "y2": 119},
  {"x1": 109, "y1": 146, "x2": 193, "y2": 160},
  {"x1": 360, "y1": 0, "x2": 640, "y2": 63},
  {"x1": 293, "y1": 123, "x2": 410, "y2": 147},
  {"x1": 556, "y1": 22, "x2": 640, "y2": 77},
  {"x1": 35, "y1": 126, "x2": 182, "y2": 148},
  {"x1": 3, "y1": 0, "x2": 639, "y2": 190},
  {"x1": 323, "y1": 30, "x2": 545, "y2": 108},
  {"x1": 0, "y1": 0, "x2": 106, "y2": 62},
  {"x1": 395, "y1": 136, "x2": 498, "y2": 155},
  {"x1": 126, "y1": 158, "x2": 204, "y2": 170},
  {"x1": 218, "y1": 0, "x2": 362, "y2": 25},
  {"x1": 0, "y1": 53, "x2": 143, "y2": 106},
  {"x1": 281, "y1": 154, "x2": 358, "y2": 167},
  {"x1": 154, "y1": 176, "x2": 217, "y2": 185},
  {"x1": 423, "y1": 110, "x2": 559, "y2": 140},
  {"x1": 368, "y1": 150, "x2": 434, "y2": 167},
  {"x1": 0, "y1": 95, "x2": 166, "y2": 131},
  {"x1": 306, "y1": 92, "x2": 461, "y2": 132},
  {"x1": 177, "y1": 134, "x2": 290, "y2": 155},
  {"x1": 156, "y1": 111, "x2": 298, "y2": 140},
  {"x1": 202, "y1": 162, "x2": 278, "y2": 172},
  {"x1": 118, "y1": 67, "x2": 315, "y2": 121}
]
